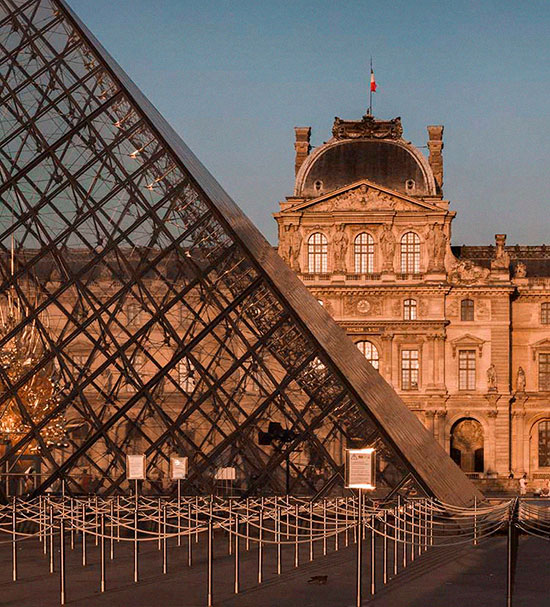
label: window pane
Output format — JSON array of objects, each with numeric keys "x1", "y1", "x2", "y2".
[
  {"x1": 308, "y1": 233, "x2": 328, "y2": 273},
  {"x1": 401, "y1": 349, "x2": 419, "y2": 390},
  {"x1": 403, "y1": 299, "x2": 417, "y2": 320},
  {"x1": 400, "y1": 232, "x2": 420, "y2": 274},
  {"x1": 539, "y1": 421, "x2": 550, "y2": 467},
  {"x1": 458, "y1": 350, "x2": 476, "y2": 390},
  {"x1": 540, "y1": 354, "x2": 550, "y2": 391},
  {"x1": 354, "y1": 233, "x2": 374, "y2": 274},
  {"x1": 356, "y1": 340, "x2": 379, "y2": 370},
  {"x1": 461, "y1": 299, "x2": 474, "y2": 321}
]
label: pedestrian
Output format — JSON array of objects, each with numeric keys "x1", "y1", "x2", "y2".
[{"x1": 519, "y1": 473, "x2": 527, "y2": 496}]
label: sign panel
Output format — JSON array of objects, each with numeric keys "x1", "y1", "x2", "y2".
[
  {"x1": 345, "y1": 448, "x2": 376, "y2": 489},
  {"x1": 214, "y1": 466, "x2": 236, "y2": 480},
  {"x1": 126, "y1": 454, "x2": 146, "y2": 480},
  {"x1": 170, "y1": 456, "x2": 188, "y2": 480}
]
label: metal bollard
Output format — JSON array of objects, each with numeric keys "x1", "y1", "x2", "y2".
[
  {"x1": 383, "y1": 510, "x2": 388, "y2": 584},
  {"x1": 258, "y1": 506, "x2": 264, "y2": 584},
  {"x1": 276, "y1": 504, "x2": 282, "y2": 575},
  {"x1": 49, "y1": 505, "x2": 54, "y2": 574},
  {"x1": 294, "y1": 502, "x2": 299, "y2": 568},
  {"x1": 356, "y1": 489, "x2": 363, "y2": 607},
  {"x1": 60, "y1": 514, "x2": 66, "y2": 605},
  {"x1": 12, "y1": 497, "x2": 17, "y2": 582},
  {"x1": 207, "y1": 513, "x2": 214, "y2": 607},
  {"x1": 133, "y1": 501, "x2": 139, "y2": 583},
  {"x1": 110, "y1": 499, "x2": 114, "y2": 560},
  {"x1": 188, "y1": 502, "x2": 193, "y2": 567},
  {"x1": 100, "y1": 513, "x2": 106, "y2": 592},
  {"x1": 82, "y1": 502, "x2": 87, "y2": 567},
  {"x1": 234, "y1": 514, "x2": 240, "y2": 594},
  {"x1": 163, "y1": 505, "x2": 168, "y2": 575}
]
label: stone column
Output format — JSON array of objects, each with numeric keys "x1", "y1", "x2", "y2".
[
  {"x1": 435, "y1": 410, "x2": 447, "y2": 447},
  {"x1": 381, "y1": 333, "x2": 393, "y2": 382},
  {"x1": 425, "y1": 410, "x2": 436, "y2": 437},
  {"x1": 487, "y1": 410, "x2": 498, "y2": 474},
  {"x1": 516, "y1": 411, "x2": 526, "y2": 475},
  {"x1": 425, "y1": 335, "x2": 436, "y2": 390},
  {"x1": 435, "y1": 335, "x2": 446, "y2": 388}
]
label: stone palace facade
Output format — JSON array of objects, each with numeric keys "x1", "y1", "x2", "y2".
[{"x1": 275, "y1": 113, "x2": 550, "y2": 485}]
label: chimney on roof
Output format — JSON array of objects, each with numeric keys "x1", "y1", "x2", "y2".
[
  {"x1": 294, "y1": 127, "x2": 311, "y2": 176},
  {"x1": 427, "y1": 125, "x2": 444, "y2": 195}
]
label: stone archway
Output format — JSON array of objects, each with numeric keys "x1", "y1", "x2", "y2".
[{"x1": 450, "y1": 418, "x2": 484, "y2": 473}]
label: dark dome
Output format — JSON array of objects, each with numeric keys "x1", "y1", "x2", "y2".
[{"x1": 299, "y1": 139, "x2": 432, "y2": 197}]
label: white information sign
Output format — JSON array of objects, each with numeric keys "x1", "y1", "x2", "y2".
[
  {"x1": 345, "y1": 448, "x2": 376, "y2": 489},
  {"x1": 126, "y1": 454, "x2": 146, "y2": 480},
  {"x1": 214, "y1": 466, "x2": 236, "y2": 480},
  {"x1": 170, "y1": 456, "x2": 188, "y2": 480}
]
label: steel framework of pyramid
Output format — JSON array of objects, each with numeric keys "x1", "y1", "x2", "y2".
[{"x1": 0, "y1": 0, "x2": 480, "y2": 505}]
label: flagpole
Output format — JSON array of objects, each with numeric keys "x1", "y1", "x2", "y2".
[{"x1": 369, "y1": 57, "x2": 373, "y2": 116}]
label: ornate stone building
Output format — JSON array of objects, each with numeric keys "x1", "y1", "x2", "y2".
[{"x1": 275, "y1": 113, "x2": 550, "y2": 485}]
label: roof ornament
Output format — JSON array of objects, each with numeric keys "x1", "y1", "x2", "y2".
[{"x1": 332, "y1": 115, "x2": 403, "y2": 140}]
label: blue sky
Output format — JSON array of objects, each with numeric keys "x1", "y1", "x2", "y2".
[{"x1": 68, "y1": 0, "x2": 550, "y2": 245}]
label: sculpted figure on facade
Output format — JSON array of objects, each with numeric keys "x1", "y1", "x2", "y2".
[
  {"x1": 514, "y1": 262, "x2": 527, "y2": 278},
  {"x1": 448, "y1": 259, "x2": 490, "y2": 285},
  {"x1": 491, "y1": 234, "x2": 510, "y2": 271},
  {"x1": 380, "y1": 223, "x2": 396, "y2": 271},
  {"x1": 516, "y1": 366, "x2": 526, "y2": 393},
  {"x1": 487, "y1": 363, "x2": 498, "y2": 391},
  {"x1": 288, "y1": 225, "x2": 302, "y2": 272},
  {"x1": 426, "y1": 222, "x2": 447, "y2": 271},
  {"x1": 332, "y1": 224, "x2": 349, "y2": 272}
]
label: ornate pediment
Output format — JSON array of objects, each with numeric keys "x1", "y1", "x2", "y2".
[
  {"x1": 285, "y1": 180, "x2": 442, "y2": 215},
  {"x1": 530, "y1": 338, "x2": 550, "y2": 360},
  {"x1": 449, "y1": 334, "x2": 485, "y2": 358}
]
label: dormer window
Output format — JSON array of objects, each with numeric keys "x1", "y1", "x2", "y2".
[{"x1": 405, "y1": 179, "x2": 416, "y2": 194}]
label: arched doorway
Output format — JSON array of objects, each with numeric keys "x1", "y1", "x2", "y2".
[{"x1": 450, "y1": 418, "x2": 484, "y2": 473}]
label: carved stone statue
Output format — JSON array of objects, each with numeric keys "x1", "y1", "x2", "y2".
[
  {"x1": 380, "y1": 223, "x2": 396, "y2": 271},
  {"x1": 487, "y1": 364, "x2": 498, "y2": 392},
  {"x1": 516, "y1": 366, "x2": 526, "y2": 393},
  {"x1": 426, "y1": 223, "x2": 447, "y2": 271},
  {"x1": 289, "y1": 225, "x2": 302, "y2": 273},
  {"x1": 514, "y1": 262, "x2": 527, "y2": 278},
  {"x1": 491, "y1": 234, "x2": 510, "y2": 271},
  {"x1": 448, "y1": 259, "x2": 490, "y2": 285},
  {"x1": 332, "y1": 224, "x2": 349, "y2": 272}
]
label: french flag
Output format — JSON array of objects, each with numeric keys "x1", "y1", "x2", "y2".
[{"x1": 370, "y1": 68, "x2": 377, "y2": 93}]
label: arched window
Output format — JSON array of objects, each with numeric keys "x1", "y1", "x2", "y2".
[
  {"x1": 539, "y1": 421, "x2": 550, "y2": 467},
  {"x1": 461, "y1": 299, "x2": 474, "y2": 321},
  {"x1": 403, "y1": 298, "x2": 417, "y2": 320},
  {"x1": 356, "y1": 340, "x2": 379, "y2": 370},
  {"x1": 307, "y1": 232, "x2": 328, "y2": 273},
  {"x1": 354, "y1": 233, "x2": 374, "y2": 274},
  {"x1": 542, "y1": 303, "x2": 550, "y2": 325},
  {"x1": 400, "y1": 232, "x2": 420, "y2": 274}
]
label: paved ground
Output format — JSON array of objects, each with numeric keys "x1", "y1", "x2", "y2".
[{"x1": 0, "y1": 527, "x2": 548, "y2": 606}]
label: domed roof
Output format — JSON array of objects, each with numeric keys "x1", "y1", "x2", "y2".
[{"x1": 295, "y1": 116, "x2": 437, "y2": 198}]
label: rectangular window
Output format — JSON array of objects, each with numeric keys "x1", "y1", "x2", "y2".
[
  {"x1": 540, "y1": 353, "x2": 550, "y2": 391},
  {"x1": 542, "y1": 303, "x2": 550, "y2": 325},
  {"x1": 126, "y1": 354, "x2": 144, "y2": 393},
  {"x1": 178, "y1": 359, "x2": 196, "y2": 393},
  {"x1": 125, "y1": 303, "x2": 141, "y2": 327},
  {"x1": 539, "y1": 421, "x2": 550, "y2": 467},
  {"x1": 401, "y1": 349, "x2": 419, "y2": 390},
  {"x1": 458, "y1": 350, "x2": 476, "y2": 390}
]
